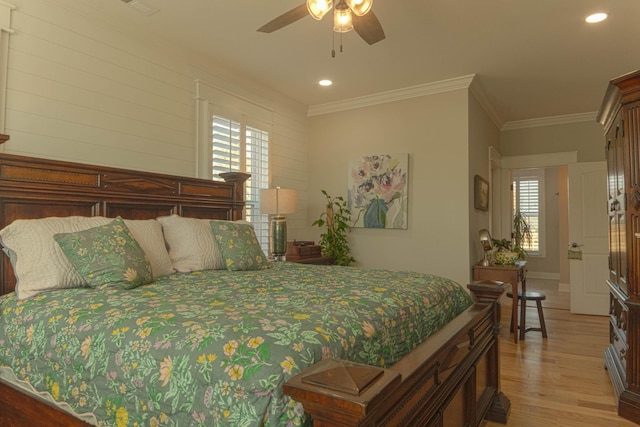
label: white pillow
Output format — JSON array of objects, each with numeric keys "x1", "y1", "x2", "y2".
[
  {"x1": 0, "y1": 216, "x2": 111, "y2": 299},
  {"x1": 157, "y1": 215, "x2": 225, "y2": 272},
  {"x1": 123, "y1": 219, "x2": 174, "y2": 278}
]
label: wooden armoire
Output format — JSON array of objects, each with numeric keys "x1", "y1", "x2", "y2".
[{"x1": 598, "y1": 70, "x2": 640, "y2": 424}]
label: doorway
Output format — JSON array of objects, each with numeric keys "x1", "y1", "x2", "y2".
[{"x1": 495, "y1": 152, "x2": 608, "y2": 315}]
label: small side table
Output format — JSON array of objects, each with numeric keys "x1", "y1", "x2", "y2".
[
  {"x1": 287, "y1": 256, "x2": 334, "y2": 265},
  {"x1": 473, "y1": 261, "x2": 526, "y2": 343}
]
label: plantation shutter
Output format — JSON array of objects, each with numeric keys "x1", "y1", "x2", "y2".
[{"x1": 513, "y1": 170, "x2": 543, "y2": 254}]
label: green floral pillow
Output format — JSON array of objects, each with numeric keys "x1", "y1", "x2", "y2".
[
  {"x1": 54, "y1": 217, "x2": 153, "y2": 289},
  {"x1": 210, "y1": 220, "x2": 271, "y2": 271}
]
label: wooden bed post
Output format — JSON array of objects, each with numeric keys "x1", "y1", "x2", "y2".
[
  {"x1": 219, "y1": 171, "x2": 250, "y2": 220},
  {"x1": 467, "y1": 279, "x2": 511, "y2": 424}
]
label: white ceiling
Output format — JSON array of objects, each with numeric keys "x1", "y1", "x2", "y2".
[{"x1": 79, "y1": 0, "x2": 640, "y2": 125}]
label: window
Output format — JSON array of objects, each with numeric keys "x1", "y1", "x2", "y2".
[
  {"x1": 512, "y1": 169, "x2": 544, "y2": 256},
  {"x1": 212, "y1": 115, "x2": 269, "y2": 252}
]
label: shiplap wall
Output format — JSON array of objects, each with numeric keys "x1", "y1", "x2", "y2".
[{"x1": 1, "y1": 0, "x2": 310, "y2": 235}]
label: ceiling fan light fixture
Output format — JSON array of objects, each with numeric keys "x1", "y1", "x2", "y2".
[
  {"x1": 333, "y1": 7, "x2": 353, "y2": 33},
  {"x1": 345, "y1": 0, "x2": 372, "y2": 16},
  {"x1": 307, "y1": 0, "x2": 333, "y2": 20}
]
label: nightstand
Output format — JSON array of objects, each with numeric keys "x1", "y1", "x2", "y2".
[{"x1": 287, "y1": 256, "x2": 334, "y2": 265}]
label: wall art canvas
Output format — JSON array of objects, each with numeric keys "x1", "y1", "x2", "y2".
[
  {"x1": 474, "y1": 175, "x2": 489, "y2": 212},
  {"x1": 348, "y1": 153, "x2": 409, "y2": 229}
]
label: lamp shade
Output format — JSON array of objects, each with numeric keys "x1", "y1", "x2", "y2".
[
  {"x1": 260, "y1": 187, "x2": 298, "y2": 215},
  {"x1": 333, "y1": 7, "x2": 353, "y2": 32},
  {"x1": 345, "y1": 0, "x2": 372, "y2": 16},
  {"x1": 479, "y1": 229, "x2": 492, "y2": 251},
  {"x1": 307, "y1": 0, "x2": 333, "y2": 20}
]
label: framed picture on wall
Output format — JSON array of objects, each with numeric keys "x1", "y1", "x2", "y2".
[
  {"x1": 474, "y1": 175, "x2": 489, "y2": 211},
  {"x1": 348, "y1": 153, "x2": 409, "y2": 229}
]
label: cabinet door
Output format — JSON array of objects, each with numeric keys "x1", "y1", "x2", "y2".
[
  {"x1": 625, "y1": 101, "x2": 640, "y2": 298},
  {"x1": 608, "y1": 110, "x2": 628, "y2": 294}
]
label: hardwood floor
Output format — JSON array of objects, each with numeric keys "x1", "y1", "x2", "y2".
[{"x1": 484, "y1": 280, "x2": 636, "y2": 427}]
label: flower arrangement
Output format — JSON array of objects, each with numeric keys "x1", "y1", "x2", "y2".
[{"x1": 348, "y1": 154, "x2": 408, "y2": 229}]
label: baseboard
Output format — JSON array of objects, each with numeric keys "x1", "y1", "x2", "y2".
[{"x1": 526, "y1": 271, "x2": 561, "y2": 281}]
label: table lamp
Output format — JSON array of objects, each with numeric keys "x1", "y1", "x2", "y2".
[
  {"x1": 260, "y1": 187, "x2": 298, "y2": 260},
  {"x1": 479, "y1": 229, "x2": 493, "y2": 266}
]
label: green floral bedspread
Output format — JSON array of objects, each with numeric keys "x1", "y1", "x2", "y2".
[{"x1": 0, "y1": 263, "x2": 473, "y2": 427}]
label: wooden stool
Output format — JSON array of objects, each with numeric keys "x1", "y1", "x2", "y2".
[{"x1": 506, "y1": 290, "x2": 548, "y2": 339}]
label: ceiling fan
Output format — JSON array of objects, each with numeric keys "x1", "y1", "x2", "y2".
[{"x1": 257, "y1": 0, "x2": 385, "y2": 46}]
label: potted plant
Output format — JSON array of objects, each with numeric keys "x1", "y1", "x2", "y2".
[
  {"x1": 312, "y1": 190, "x2": 355, "y2": 266},
  {"x1": 512, "y1": 210, "x2": 533, "y2": 259},
  {"x1": 491, "y1": 211, "x2": 533, "y2": 264}
]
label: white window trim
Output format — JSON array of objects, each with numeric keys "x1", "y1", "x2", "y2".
[
  {"x1": 194, "y1": 79, "x2": 273, "y2": 253},
  {"x1": 194, "y1": 79, "x2": 273, "y2": 179},
  {"x1": 0, "y1": 1, "x2": 15, "y2": 134},
  {"x1": 513, "y1": 168, "x2": 545, "y2": 258}
]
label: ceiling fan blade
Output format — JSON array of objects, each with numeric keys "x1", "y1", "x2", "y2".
[
  {"x1": 257, "y1": 3, "x2": 309, "y2": 33},
  {"x1": 353, "y1": 11, "x2": 385, "y2": 45}
]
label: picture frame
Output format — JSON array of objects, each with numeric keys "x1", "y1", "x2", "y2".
[
  {"x1": 348, "y1": 153, "x2": 409, "y2": 229},
  {"x1": 474, "y1": 175, "x2": 489, "y2": 211}
]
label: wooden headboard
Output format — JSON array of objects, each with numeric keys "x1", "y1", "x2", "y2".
[{"x1": 0, "y1": 153, "x2": 249, "y2": 295}]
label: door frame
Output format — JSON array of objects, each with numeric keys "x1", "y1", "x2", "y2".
[{"x1": 498, "y1": 151, "x2": 578, "y2": 284}]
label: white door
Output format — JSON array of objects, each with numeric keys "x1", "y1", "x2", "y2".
[{"x1": 568, "y1": 161, "x2": 609, "y2": 315}]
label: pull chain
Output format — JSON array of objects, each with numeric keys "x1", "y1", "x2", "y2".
[
  {"x1": 331, "y1": 30, "x2": 345, "y2": 57},
  {"x1": 332, "y1": 31, "x2": 335, "y2": 57}
]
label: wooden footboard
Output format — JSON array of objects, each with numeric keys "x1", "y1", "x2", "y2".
[
  {"x1": 0, "y1": 378, "x2": 93, "y2": 427},
  {"x1": 284, "y1": 280, "x2": 510, "y2": 426}
]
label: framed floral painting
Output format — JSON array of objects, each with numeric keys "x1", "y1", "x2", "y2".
[
  {"x1": 348, "y1": 153, "x2": 409, "y2": 229},
  {"x1": 474, "y1": 175, "x2": 489, "y2": 211}
]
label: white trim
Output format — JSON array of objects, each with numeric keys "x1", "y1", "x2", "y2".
[
  {"x1": 558, "y1": 282, "x2": 570, "y2": 292},
  {"x1": 195, "y1": 98, "x2": 210, "y2": 179},
  {"x1": 513, "y1": 168, "x2": 545, "y2": 257},
  {"x1": 526, "y1": 271, "x2": 561, "y2": 281},
  {"x1": 195, "y1": 78, "x2": 274, "y2": 114},
  {"x1": 501, "y1": 152, "x2": 578, "y2": 169},
  {"x1": 469, "y1": 78, "x2": 504, "y2": 129},
  {"x1": 502, "y1": 112, "x2": 597, "y2": 131},
  {"x1": 0, "y1": 1, "x2": 14, "y2": 134},
  {"x1": 307, "y1": 75, "x2": 475, "y2": 117}
]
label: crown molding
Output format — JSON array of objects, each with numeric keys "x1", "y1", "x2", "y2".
[
  {"x1": 307, "y1": 75, "x2": 476, "y2": 117},
  {"x1": 501, "y1": 151, "x2": 578, "y2": 168},
  {"x1": 306, "y1": 74, "x2": 596, "y2": 132},
  {"x1": 469, "y1": 77, "x2": 504, "y2": 129},
  {"x1": 501, "y1": 112, "x2": 597, "y2": 131}
]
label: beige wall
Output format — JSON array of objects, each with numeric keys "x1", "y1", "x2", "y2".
[
  {"x1": 498, "y1": 120, "x2": 604, "y2": 278},
  {"x1": 468, "y1": 93, "x2": 500, "y2": 269},
  {"x1": 522, "y1": 167, "x2": 561, "y2": 276},
  {"x1": 2, "y1": 0, "x2": 599, "y2": 285},
  {"x1": 1, "y1": 0, "x2": 310, "y2": 236},
  {"x1": 500, "y1": 120, "x2": 604, "y2": 162},
  {"x1": 558, "y1": 166, "x2": 570, "y2": 286},
  {"x1": 307, "y1": 89, "x2": 484, "y2": 286}
]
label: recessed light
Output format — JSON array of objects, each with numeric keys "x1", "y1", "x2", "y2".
[
  {"x1": 586, "y1": 12, "x2": 607, "y2": 23},
  {"x1": 319, "y1": 79, "x2": 333, "y2": 87}
]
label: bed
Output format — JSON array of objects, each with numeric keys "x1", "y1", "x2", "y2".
[{"x1": 0, "y1": 152, "x2": 510, "y2": 426}]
